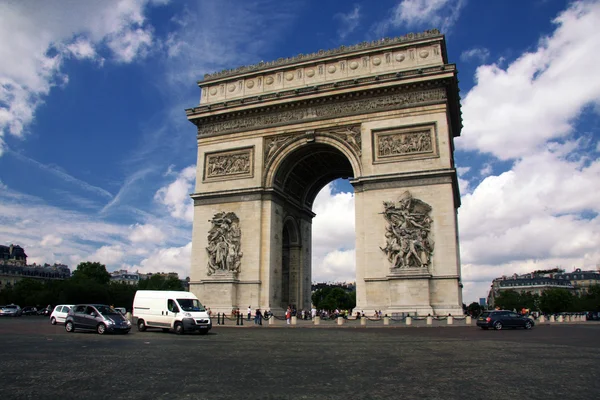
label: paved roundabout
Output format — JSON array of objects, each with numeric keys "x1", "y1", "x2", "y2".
[{"x1": 1, "y1": 318, "x2": 599, "y2": 399}]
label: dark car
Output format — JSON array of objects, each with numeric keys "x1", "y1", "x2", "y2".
[
  {"x1": 65, "y1": 304, "x2": 131, "y2": 335},
  {"x1": 21, "y1": 306, "x2": 38, "y2": 316},
  {"x1": 476, "y1": 310, "x2": 534, "y2": 330}
]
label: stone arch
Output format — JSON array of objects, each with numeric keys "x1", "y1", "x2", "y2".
[{"x1": 264, "y1": 132, "x2": 362, "y2": 199}]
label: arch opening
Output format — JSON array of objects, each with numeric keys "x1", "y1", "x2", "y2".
[
  {"x1": 273, "y1": 143, "x2": 354, "y2": 209},
  {"x1": 273, "y1": 143, "x2": 356, "y2": 311}
]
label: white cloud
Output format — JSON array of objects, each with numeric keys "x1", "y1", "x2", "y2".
[
  {"x1": 154, "y1": 165, "x2": 195, "y2": 222},
  {"x1": 85, "y1": 244, "x2": 126, "y2": 266},
  {"x1": 375, "y1": 0, "x2": 466, "y2": 36},
  {"x1": 311, "y1": 184, "x2": 356, "y2": 283},
  {"x1": 40, "y1": 234, "x2": 63, "y2": 247},
  {"x1": 128, "y1": 223, "x2": 166, "y2": 243},
  {"x1": 458, "y1": 0, "x2": 600, "y2": 160},
  {"x1": 0, "y1": 0, "x2": 165, "y2": 155},
  {"x1": 335, "y1": 5, "x2": 361, "y2": 40},
  {"x1": 460, "y1": 47, "x2": 490, "y2": 63},
  {"x1": 134, "y1": 242, "x2": 192, "y2": 278}
]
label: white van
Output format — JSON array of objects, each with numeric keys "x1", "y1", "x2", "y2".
[{"x1": 133, "y1": 290, "x2": 212, "y2": 335}]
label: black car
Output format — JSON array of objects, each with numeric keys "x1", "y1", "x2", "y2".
[
  {"x1": 21, "y1": 306, "x2": 38, "y2": 316},
  {"x1": 65, "y1": 304, "x2": 131, "y2": 335},
  {"x1": 476, "y1": 310, "x2": 534, "y2": 330}
]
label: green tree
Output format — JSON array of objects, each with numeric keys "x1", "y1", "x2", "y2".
[
  {"x1": 71, "y1": 262, "x2": 111, "y2": 285},
  {"x1": 467, "y1": 302, "x2": 483, "y2": 316},
  {"x1": 138, "y1": 275, "x2": 183, "y2": 291},
  {"x1": 539, "y1": 289, "x2": 574, "y2": 314},
  {"x1": 494, "y1": 290, "x2": 521, "y2": 311},
  {"x1": 311, "y1": 286, "x2": 355, "y2": 311}
]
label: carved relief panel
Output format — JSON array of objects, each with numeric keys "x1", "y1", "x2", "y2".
[
  {"x1": 203, "y1": 147, "x2": 254, "y2": 182},
  {"x1": 206, "y1": 211, "x2": 242, "y2": 276},
  {"x1": 380, "y1": 191, "x2": 434, "y2": 271},
  {"x1": 372, "y1": 124, "x2": 438, "y2": 164}
]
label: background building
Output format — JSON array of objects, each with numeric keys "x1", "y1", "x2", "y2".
[{"x1": 486, "y1": 267, "x2": 600, "y2": 307}]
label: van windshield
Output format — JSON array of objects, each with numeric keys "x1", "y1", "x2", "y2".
[{"x1": 177, "y1": 299, "x2": 205, "y2": 312}]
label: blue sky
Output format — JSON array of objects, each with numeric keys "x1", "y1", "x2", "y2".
[{"x1": 1, "y1": 0, "x2": 599, "y2": 304}]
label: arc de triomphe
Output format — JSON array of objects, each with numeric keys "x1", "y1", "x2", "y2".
[{"x1": 186, "y1": 30, "x2": 463, "y2": 316}]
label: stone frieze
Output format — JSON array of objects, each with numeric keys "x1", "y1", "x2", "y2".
[{"x1": 197, "y1": 87, "x2": 446, "y2": 136}]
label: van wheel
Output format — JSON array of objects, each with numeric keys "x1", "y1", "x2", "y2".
[
  {"x1": 137, "y1": 319, "x2": 147, "y2": 332},
  {"x1": 162, "y1": 328, "x2": 170, "y2": 333},
  {"x1": 175, "y1": 322, "x2": 184, "y2": 335},
  {"x1": 65, "y1": 321, "x2": 75, "y2": 333},
  {"x1": 97, "y1": 323, "x2": 106, "y2": 335},
  {"x1": 50, "y1": 317, "x2": 56, "y2": 325}
]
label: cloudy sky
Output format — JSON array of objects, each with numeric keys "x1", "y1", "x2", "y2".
[{"x1": 1, "y1": 0, "x2": 599, "y2": 304}]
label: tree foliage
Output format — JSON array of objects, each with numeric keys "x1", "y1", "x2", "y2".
[
  {"x1": 0, "y1": 261, "x2": 184, "y2": 311},
  {"x1": 467, "y1": 302, "x2": 483, "y2": 316},
  {"x1": 71, "y1": 262, "x2": 111, "y2": 285},
  {"x1": 311, "y1": 287, "x2": 356, "y2": 311}
]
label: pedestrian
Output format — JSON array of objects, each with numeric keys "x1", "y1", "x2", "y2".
[
  {"x1": 255, "y1": 309, "x2": 263, "y2": 325},
  {"x1": 247, "y1": 305, "x2": 252, "y2": 321},
  {"x1": 285, "y1": 307, "x2": 291, "y2": 325},
  {"x1": 311, "y1": 306, "x2": 317, "y2": 319}
]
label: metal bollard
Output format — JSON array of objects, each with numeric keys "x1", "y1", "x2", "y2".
[
  {"x1": 447, "y1": 314, "x2": 453, "y2": 325},
  {"x1": 360, "y1": 317, "x2": 367, "y2": 326},
  {"x1": 240, "y1": 314, "x2": 244, "y2": 325},
  {"x1": 406, "y1": 316, "x2": 412, "y2": 326}
]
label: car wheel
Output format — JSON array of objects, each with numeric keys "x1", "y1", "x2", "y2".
[
  {"x1": 525, "y1": 321, "x2": 533, "y2": 330},
  {"x1": 162, "y1": 328, "x2": 170, "y2": 333},
  {"x1": 175, "y1": 322, "x2": 184, "y2": 335},
  {"x1": 494, "y1": 321, "x2": 503, "y2": 330},
  {"x1": 137, "y1": 319, "x2": 147, "y2": 332},
  {"x1": 50, "y1": 317, "x2": 56, "y2": 325},
  {"x1": 97, "y1": 323, "x2": 107, "y2": 335},
  {"x1": 65, "y1": 321, "x2": 75, "y2": 333}
]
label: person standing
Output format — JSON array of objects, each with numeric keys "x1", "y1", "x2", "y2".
[
  {"x1": 285, "y1": 307, "x2": 291, "y2": 325},
  {"x1": 255, "y1": 309, "x2": 262, "y2": 325},
  {"x1": 247, "y1": 306, "x2": 252, "y2": 321}
]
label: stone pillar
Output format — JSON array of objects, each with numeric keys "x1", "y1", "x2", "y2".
[
  {"x1": 269, "y1": 316, "x2": 276, "y2": 326},
  {"x1": 337, "y1": 317, "x2": 344, "y2": 326},
  {"x1": 539, "y1": 315, "x2": 545, "y2": 323},
  {"x1": 125, "y1": 312, "x2": 133, "y2": 322},
  {"x1": 558, "y1": 315, "x2": 564, "y2": 323},
  {"x1": 291, "y1": 316, "x2": 297, "y2": 325},
  {"x1": 465, "y1": 316, "x2": 472, "y2": 325},
  {"x1": 406, "y1": 316, "x2": 412, "y2": 326},
  {"x1": 426, "y1": 316, "x2": 433, "y2": 325},
  {"x1": 360, "y1": 317, "x2": 367, "y2": 326},
  {"x1": 566, "y1": 315, "x2": 571, "y2": 322},
  {"x1": 383, "y1": 316, "x2": 390, "y2": 326},
  {"x1": 550, "y1": 315, "x2": 555, "y2": 323},
  {"x1": 447, "y1": 315, "x2": 453, "y2": 325},
  {"x1": 313, "y1": 316, "x2": 320, "y2": 325}
]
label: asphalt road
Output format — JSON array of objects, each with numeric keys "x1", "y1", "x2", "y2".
[{"x1": 0, "y1": 317, "x2": 599, "y2": 400}]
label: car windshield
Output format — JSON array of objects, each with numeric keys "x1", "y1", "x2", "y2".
[
  {"x1": 95, "y1": 305, "x2": 120, "y2": 315},
  {"x1": 177, "y1": 299, "x2": 205, "y2": 312}
]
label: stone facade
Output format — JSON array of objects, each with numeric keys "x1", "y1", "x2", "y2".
[{"x1": 187, "y1": 31, "x2": 463, "y2": 316}]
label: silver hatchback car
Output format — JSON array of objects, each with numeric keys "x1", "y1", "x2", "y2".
[{"x1": 65, "y1": 304, "x2": 131, "y2": 335}]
